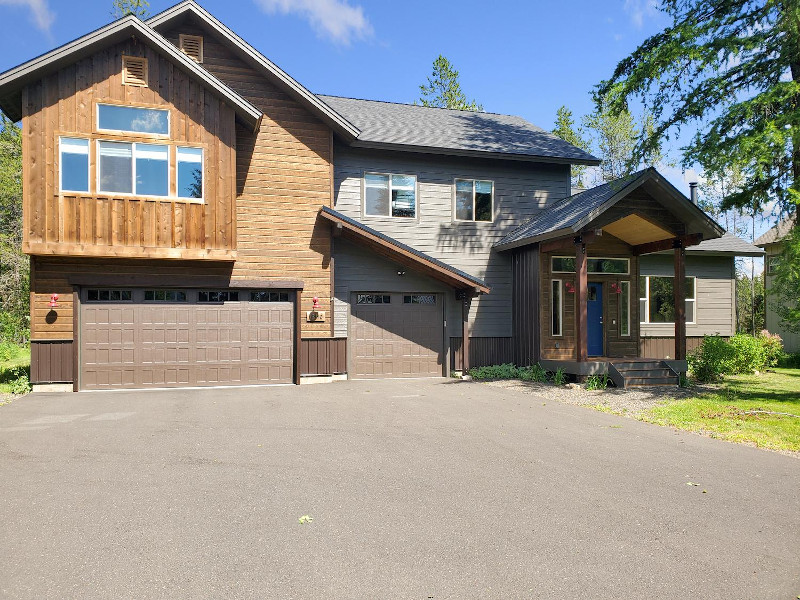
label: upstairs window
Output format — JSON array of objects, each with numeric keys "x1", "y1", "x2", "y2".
[
  {"x1": 177, "y1": 147, "x2": 203, "y2": 199},
  {"x1": 455, "y1": 179, "x2": 493, "y2": 222},
  {"x1": 639, "y1": 276, "x2": 696, "y2": 324},
  {"x1": 179, "y1": 34, "x2": 204, "y2": 63},
  {"x1": 364, "y1": 173, "x2": 416, "y2": 218},
  {"x1": 98, "y1": 141, "x2": 169, "y2": 197},
  {"x1": 59, "y1": 137, "x2": 89, "y2": 193},
  {"x1": 98, "y1": 103, "x2": 169, "y2": 135}
]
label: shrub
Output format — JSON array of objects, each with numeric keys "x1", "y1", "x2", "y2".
[
  {"x1": 727, "y1": 334, "x2": 767, "y2": 374},
  {"x1": 0, "y1": 363, "x2": 29, "y2": 384},
  {"x1": 585, "y1": 374, "x2": 609, "y2": 390},
  {"x1": 519, "y1": 363, "x2": 548, "y2": 382},
  {"x1": 758, "y1": 330, "x2": 785, "y2": 368},
  {"x1": 0, "y1": 341, "x2": 18, "y2": 362},
  {"x1": 688, "y1": 335, "x2": 734, "y2": 382},
  {"x1": 778, "y1": 352, "x2": 800, "y2": 368},
  {"x1": 689, "y1": 332, "x2": 787, "y2": 382},
  {"x1": 551, "y1": 367, "x2": 568, "y2": 386},
  {"x1": 467, "y1": 363, "x2": 520, "y2": 380},
  {"x1": 9, "y1": 374, "x2": 31, "y2": 395}
]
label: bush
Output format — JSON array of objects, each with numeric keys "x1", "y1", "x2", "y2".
[
  {"x1": 551, "y1": 367, "x2": 568, "y2": 386},
  {"x1": 0, "y1": 341, "x2": 18, "y2": 362},
  {"x1": 519, "y1": 363, "x2": 548, "y2": 382},
  {"x1": 467, "y1": 363, "x2": 520, "y2": 380},
  {"x1": 0, "y1": 311, "x2": 29, "y2": 346},
  {"x1": 586, "y1": 374, "x2": 610, "y2": 390},
  {"x1": 778, "y1": 352, "x2": 800, "y2": 368},
  {"x1": 727, "y1": 334, "x2": 767, "y2": 374},
  {"x1": 759, "y1": 330, "x2": 785, "y2": 368},
  {"x1": 689, "y1": 332, "x2": 787, "y2": 382},
  {"x1": 688, "y1": 335, "x2": 734, "y2": 382},
  {"x1": 9, "y1": 374, "x2": 30, "y2": 395},
  {"x1": 0, "y1": 363, "x2": 29, "y2": 384}
]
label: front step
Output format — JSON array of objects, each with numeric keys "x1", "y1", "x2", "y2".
[{"x1": 609, "y1": 360, "x2": 679, "y2": 388}]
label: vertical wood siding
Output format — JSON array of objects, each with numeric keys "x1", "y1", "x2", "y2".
[
  {"x1": 300, "y1": 338, "x2": 347, "y2": 375},
  {"x1": 512, "y1": 245, "x2": 539, "y2": 366},
  {"x1": 30, "y1": 340, "x2": 74, "y2": 383},
  {"x1": 450, "y1": 337, "x2": 514, "y2": 371},
  {"x1": 640, "y1": 336, "x2": 707, "y2": 359}
]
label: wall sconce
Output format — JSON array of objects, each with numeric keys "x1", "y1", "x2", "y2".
[
  {"x1": 307, "y1": 297, "x2": 326, "y2": 323},
  {"x1": 610, "y1": 282, "x2": 622, "y2": 294},
  {"x1": 312, "y1": 296, "x2": 321, "y2": 310},
  {"x1": 565, "y1": 282, "x2": 575, "y2": 294},
  {"x1": 49, "y1": 293, "x2": 59, "y2": 308}
]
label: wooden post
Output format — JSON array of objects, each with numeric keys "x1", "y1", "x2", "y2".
[
  {"x1": 575, "y1": 240, "x2": 588, "y2": 362},
  {"x1": 673, "y1": 241, "x2": 687, "y2": 361},
  {"x1": 294, "y1": 289, "x2": 302, "y2": 385},
  {"x1": 462, "y1": 292, "x2": 472, "y2": 372}
]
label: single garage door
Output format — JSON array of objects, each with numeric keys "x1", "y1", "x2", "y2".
[
  {"x1": 351, "y1": 292, "x2": 443, "y2": 379},
  {"x1": 80, "y1": 288, "x2": 294, "y2": 390}
]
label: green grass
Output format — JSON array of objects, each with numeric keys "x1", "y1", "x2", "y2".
[
  {"x1": 641, "y1": 368, "x2": 800, "y2": 452},
  {"x1": 0, "y1": 346, "x2": 31, "y2": 395}
]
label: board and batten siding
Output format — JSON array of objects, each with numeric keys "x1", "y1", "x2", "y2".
[
  {"x1": 639, "y1": 254, "x2": 736, "y2": 338},
  {"x1": 332, "y1": 145, "x2": 571, "y2": 337}
]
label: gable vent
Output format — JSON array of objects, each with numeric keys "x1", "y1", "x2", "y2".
[
  {"x1": 179, "y1": 34, "x2": 204, "y2": 63},
  {"x1": 122, "y1": 56, "x2": 148, "y2": 87}
]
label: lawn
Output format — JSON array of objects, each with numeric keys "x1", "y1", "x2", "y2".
[
  {"x1": 642, "y1": 368, "x2": 800, "y2": 452},
  {"x1": 0, "y1": 345, "x2": 31, "y2": 396}
]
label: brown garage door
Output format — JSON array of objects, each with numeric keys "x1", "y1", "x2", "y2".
[
  {"x1": 351, "y1": 293, "x2": 443, "y2": 379},
  {"x1": 80, "y1": 288, "x2": 294, "y2": 390}
]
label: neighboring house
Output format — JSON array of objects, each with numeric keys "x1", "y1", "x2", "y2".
[
  {"x1": 756, "y1": 214, "x2": 799, "y2": 352},
  {"x1": 0, "y1": 0, "x2": 754, "y2": 390}
]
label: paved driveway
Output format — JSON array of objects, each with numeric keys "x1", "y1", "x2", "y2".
[{"x1": 1, "y1": 379, "x2": 798, "y2": 599}]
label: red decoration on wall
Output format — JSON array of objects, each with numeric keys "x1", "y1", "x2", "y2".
[
  {"x1": 565, "y1": 282, "x2": 575, "y2": 294},
  {"x1": 312, "y1": 296, "x2": 321, "y2": 309},
  {"x1": 610, "y1": 282, "x2": 622, "y2": 294},
  {"x1": 49, "y1": 293, "x2": 59, "y2": 308}
]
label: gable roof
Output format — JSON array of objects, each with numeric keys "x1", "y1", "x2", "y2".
[
  {"x1": 319, "y1": 207, "x2": 489, "y2": 294},
  {"x1": 495, "y1": 168, "x2": 725, "y2": 250},
  {"x1": 755, "y1": 214, "x2": 796, "y2": 247},
  {"x1": 683, "y1": 233, "x2": 764, "y2": 257},
  {"x1": 317, "y1": 95, "x2": 600, "y2": 165},
  {"x1": 0, "y1": 15, "x2": 262, "y2": 129},
  {"x1": 147, "y1": 1, "x2": 360, "y2": 140}
]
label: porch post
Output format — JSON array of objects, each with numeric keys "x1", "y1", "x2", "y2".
[
  {"x1": 575, "y1": 240, "x2": 588, "y2": 362},
  {"x1": 461, "y1": 292, "x2": 472, "y2": 372},
  {"x1": 673, "y1": 240, "x2": 687, "y2": 361}
]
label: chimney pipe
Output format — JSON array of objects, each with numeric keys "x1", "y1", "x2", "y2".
[{"x1": 689, "y1": 182, "x2": 698, "y2": 205}]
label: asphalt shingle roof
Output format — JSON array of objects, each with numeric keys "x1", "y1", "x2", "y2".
[
  {"x1": 686, "y1": 233, "x2": 763, "y2": 256},
  {"x1": 755, "y1": 214, "x2": 796, "y2": 246},
  {"x1": 316, "y1": 95, "x2": 599, "y2": 164}
]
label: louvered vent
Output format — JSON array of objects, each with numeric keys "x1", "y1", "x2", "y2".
[
  {"x1": 122, "y1": 56, "x2": 148, "y2": 87},
  {"x1": 179, "y1": 34, "x2": 204, "y2": 63}
]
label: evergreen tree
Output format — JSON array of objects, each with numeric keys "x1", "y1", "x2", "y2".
[
  {"x1": 418, "y1": 55, "x2": 482, "y2": 111},
  {"x1": 552, "y1": 106, "x2": 591, "y2": 188}
]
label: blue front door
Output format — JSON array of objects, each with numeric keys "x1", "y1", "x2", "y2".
[{"x1": 587, "y1": 282, "x2": 603, "y2": 356}]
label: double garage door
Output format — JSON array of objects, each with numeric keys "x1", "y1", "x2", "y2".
[
  {"x1": 80, "y1": 288, "x2": 294, "y2": 390},
  {"x1": 350, "y1": 292, "x2": 444, "y2": 379}
]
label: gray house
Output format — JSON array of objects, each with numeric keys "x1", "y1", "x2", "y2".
[{"x1": 756, "y1": 215, "x2": 799, "y2": 352}]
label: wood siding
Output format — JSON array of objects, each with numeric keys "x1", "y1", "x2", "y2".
[
  {"x1": 30, "y1": 340, "x2": 74, "y2": 383},
  {"x1": 161, "y1": 23, "x2": 334, "y2": 338},
  {"x1": 640, "y1": 336, "x2": 707, "y2": 359},
  {"x1": 450, "y1": 337, "x2": 513, "y2": 371},
  {"x1": 300, "y1": 338, "x2": 347, "y2": 375},
  {"x1": 21, "y1": 38, "x2": 237, "y2": 260},
  {"x1": 512, "y1": 245, "x2": 539, "y2": 366},
  {"x1": 332, "y1": 145, "x2": 571, "y2": 337}
]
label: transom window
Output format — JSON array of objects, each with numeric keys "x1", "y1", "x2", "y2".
[
  {"x1": 144, "y1": 290, "x2": 187, "y2": 302},
  {"x1": 97, "y1": 103, "x2": 169, "y2": 135},
  {"x1": 357, "y1": 294, "x2": 391, "y2": 304},
  {"x1": 365, "y1": 173, "x2": 416, "y2": 218},
  {"x1": 59, "y1": 137, "x2": 89, "y2": 193},
  {"x1": 87, "y1": 289, "x2": 132, "y2": 302},
  {"x1": 198, "y1": 291, "x2": 239, "y2": 303},
  {"x1": 403, "y1": 294, "x2": 436, "y2": 305},
  {"x1": 639, "y1": 276, "x2": 696, "y2": 324},
  {"x1": 455, "y1": 179, "x2": 493, "y2": 222},
  {"x1": 551, "y1": 256, "x2": 630, "y2": 275},
  {"x1": 251, "y1": 291, "x2": 290, "y2": 302}
]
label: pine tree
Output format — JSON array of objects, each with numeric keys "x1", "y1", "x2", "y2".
[{"x1": 418, "y1": 55, "x2": 482, "y2": 112}]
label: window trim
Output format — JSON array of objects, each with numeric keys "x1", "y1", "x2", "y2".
[
  {"x1": 97, "y1": 140, "x2": 171, "y2": 200},
  {"x1": 176, "y1": 146, "x2": 205, "y2": 201},
  {"x1": 58, "y1": 136, "x2": 90, "y2": 194},
  {"x1": 96, "y1": 102, "x2": 170, "y2": 137},
  {"x1": 619, "y1": 280, "x2": 630, "y2": 337},
  {"x1": 767, "y1": 255, "x2": 780, "y2": 275},
  {"x1": 551, "y1": 256, "x2": 630, "y2": 275},
  {"x1": 639, "y1": 275, "x2": 697, "y2": 325},
  {"x1": 551, "y1": 279, "x2": 563, "y2": 337},
  {"x1": 362, "y1": 172, "x2": 418, "y2": 219},
  {"x1": 453, "y1": 178, "x2": 494, "y2": 223}
]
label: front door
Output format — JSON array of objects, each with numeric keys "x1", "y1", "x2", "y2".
[{"x1": 587, "y1": 282, "x2": 603, "y2": 356}]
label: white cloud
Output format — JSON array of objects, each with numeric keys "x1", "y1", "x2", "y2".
[
  {"x1": 623, "y1": 0, "x2": 658, "y2": 28},
  {"x1": 253, "y1": 0, "x2": 372, "y2": 45},
  {"x1": 0, "y1": 0, "x2": 54, "y2": 34}
]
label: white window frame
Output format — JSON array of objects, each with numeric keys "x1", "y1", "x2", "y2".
[
  {"x1": 58, "y1": 136, "x2": 90, "y2": 193},
  {"x1": 176, "y1": 146, "x2": 205, "y2": 201},
  {"x1": 363, "y1": 172, "x2": 418, "y2": 219},
  {"x1": 453, "y1": 178, "x2": 494, "y2": 222},
  {"x1": 551, "y1": 256, "x2": 630, "y2": 275},
  {"x1": 620, "y1": 280, "x2": 630, "y2": 336},
  {"x1": 639, "y1": 275, "x2": 697, "y2": 325},
  {"x1": 97, "y1": 140, "x2": 171, "y2": 200},
  {"x1": 96, "y1": 102, "x2": 170, "y2": 137},
  {"x1": 767, "y1": 255, "x2": 780, "y2": 275},
  {"x1": 551, "y1": 279, "x2": 563, "y2": 337}
]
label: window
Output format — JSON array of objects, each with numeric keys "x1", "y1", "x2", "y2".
[
  {"x1": 551, "y1": 280, "x2": 562, "y2": 336},
  {"x1": 552, "y1": 256, "x2": 629, "y2": 275},
  {"x1": 198, "y1": 290, "x2": 239, "y2": 303},
  {"x1": 87, "y1": 289, "x2": 132, "y2": 302},
  {"x1": 59, "y1": 137, "x2": 89, "y2": 193},
  {"x1": 122, "y1": 56, "x2": 147, "y2": 87},
  {"x1": 403, "y1": 294, "x2": 436, "y2": 304},
  {"x1": 177, "y1": 147, "x2": 203, "y2": 199},
  {"x1": 98, "y1": 141, "x2": 169, "y2": 196},
  {"x1": 144, "y1": 290, "x2": 187, "y2": 302},
  {"x1": 620, "y1": 281, "x2": 630, "y2": 336},
  {"x1": 639, "y1": 276, "x2": 696, "y2": 324},
  {"x1": 767, "y1": 256, "x2": 780, "y2": 274},
  {"x1": 98, "y1": 103, "x2": 169, "y2": 135},
  {"x1": 357, "y1": 294, "x2": 391, "y2": 304},
  {"x1": 455, "y1": 179, "x2": 493, "y2": 222},
  {"x1": 251, "y1": 291, "x2": 290, "y2": 302},
  {"x1": 179, "y1": 34, "x2": 203, "y2": 63},
  {"x1": 364, "y1": 174, "x2": 416, "y2": 218}
]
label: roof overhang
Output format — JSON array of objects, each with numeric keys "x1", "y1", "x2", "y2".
[
  {"x1": 319, "y1": 206, "x2": 490, "y2": 294},
  {"x1": 147, "y1": 1, "x2": 361, "y2": 141},
  {"x1": 0, "y1": 14, "x2": 262, "y2": 130}
]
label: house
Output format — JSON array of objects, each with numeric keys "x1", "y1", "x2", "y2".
[
  {"x1": 756, "y1": 214, "x2": 799, "y2": 352},
  {"x1": 0, "y1": 0, "x2": 755, "y2": 390}
]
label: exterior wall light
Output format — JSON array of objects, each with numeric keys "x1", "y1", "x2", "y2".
[{"x1": 49, "y1": 293, "x2": 59, "y2": 308}]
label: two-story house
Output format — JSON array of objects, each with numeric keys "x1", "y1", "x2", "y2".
[{"x1": 0, "y1": 1, "x2": 758, "y2": 390}]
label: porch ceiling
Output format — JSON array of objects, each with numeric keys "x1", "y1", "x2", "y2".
[{"x1": 602, "y1": 214, "x2": 675, "y2": 246}]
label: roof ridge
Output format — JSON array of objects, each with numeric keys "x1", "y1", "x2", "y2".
[{"x1": 316, "y1": 93, "x2": 530, "y2": 120}]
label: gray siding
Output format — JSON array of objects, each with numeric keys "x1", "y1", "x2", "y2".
[
  {"x1": 332, "y1": 145, "x2": 570, "y2": 337},
  {"x1": 764, "y1": 244, "x2": 800, "y2": 352},
  {"x1": 639, "y1": 254, "x2": 735, "y2": 337}
]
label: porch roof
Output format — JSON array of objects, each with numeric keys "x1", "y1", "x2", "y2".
[{"x1": 494, "y1": 168, "x2": 725, "y2": 251}]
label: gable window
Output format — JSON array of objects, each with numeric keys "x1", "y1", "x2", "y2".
[
  {"x1": 619, "y1": 281, "x2": 630, "y2": 336},
  {"x1": 551, "y1": 279, "x2": 562, "y2": 336},
  {"x1": 365, "y1": 173, "x2": 416, "y2": 218},
  {"x1": 98, "y1": 141, "x2": 169, "y2": 197},
  {"x1": 59, "y1": 137, "x2": 89, "y2": 193},
  {"x1": 177, "y1": 147, "x2": 203, "y2": 199},
  {"x1": 98, "y1": 103, "x2": 169, "y2": 135},
  {"x1": 122, "y1": 56, "x2": 148, "y2": 87},
  {"x1": 639, "y1": 276, "x2": 696, "y2": 324},
  {"x1": 455, "y1": 179, "x2": 493, "y2": 222},
  {"x1": 552, "y1": 256, "x2": 629, "y2": 275},
  {"x1": 179, "y1": 34, "x2": 204, "y2": 63}
]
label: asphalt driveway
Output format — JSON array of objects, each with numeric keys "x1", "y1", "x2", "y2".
[{"x1": 1, "y1": 379, "x2": 798, "y2": 599}]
